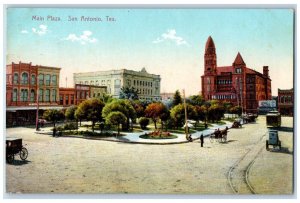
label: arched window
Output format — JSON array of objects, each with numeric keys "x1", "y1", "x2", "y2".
[
  {"x1": 45, "y1": 89, "x2": 50, "y2": 102},
  {"x1": 30, "y1": 90, "x2": 35, "y2": 102},
  {"x1": 39, "y1": 74, "x2": 44, "y2": 85},
  {"x1": 13, "y1": 73, "x2": 19, "y2": 84},
  {"x1": 20, "y1": 89, "x2": 28, "y2": 102},
  {"x1": 21, "y1": 72, "x2": 28, "y2": 84},
  {"x1": 31, "y1": 75, "x2": 36, "y2": 85},
  {"x1": 90, "y1": 81, "x2": 94, "y2": 85},
  {"x1": 12, "y1": 89, "x2": 18, "y2": 101}
]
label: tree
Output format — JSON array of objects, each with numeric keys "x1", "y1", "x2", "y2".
[
  {"x1": 170, "y1": 104, "x2": 198, "y2": 129},
  {"x1": 172, "y1": 90, "x2": 182, "y2": 107},
  {"x1": 208, "y1": 104, "x2": 225, "y2": 122},
  {"x1": 187, "y1": 95, "x2": 204, "y2": 106},
  {"x1": 98, "y1": 93, "x2": 113, "y2": 104},
  {"x1": 76, "y1": 98, "x2": 105, "y2": 132},
  {"x1": 119, "y1": 87, "x2": 139, "y2": 100},
  {"x1": 65, "y1": 105, "x2": 77, "y2": 121},
  {"x1": 43, "y1": 109, "x2": 65, "y2": 128},
  {"x1": 145, "y1": 102, "x2": 169, "y2": 129},
  {"x1": 74, "y1": 106, "x2": 85, "y2": 127},
  {"x1": 131, "y1": 100, "x2": 145, "y2": 118},
  {"x1": 102, "y1": 99, "x2": 136, "y2": 131},
  {"x1": 105, "y1": 111, "x2": 127, "y2": 136},
  {"x1": 138, "y1": 117, "x2": 150, "y2": 130}
]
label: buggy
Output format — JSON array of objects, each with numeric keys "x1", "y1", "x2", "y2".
[{"x1": 6, "y1": 138, "x2": 28, "y2": 164}]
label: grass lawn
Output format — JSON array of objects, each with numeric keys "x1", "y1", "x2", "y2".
[{"x1": 139, "y1": 133, "x2": 178, "y2": 139}]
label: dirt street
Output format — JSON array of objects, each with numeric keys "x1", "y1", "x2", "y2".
[{"x1": 6, "y1": 116, "x2": 293, "y2": 195}]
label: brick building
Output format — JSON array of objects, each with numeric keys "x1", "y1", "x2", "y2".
[
  {"x1": 201, "y1": 36, "x2": 272, "y2": 113},
  {"x1": 59, "y1": 84, "x2": 107, "y2": 107},
  {"x1": 6, "y1": 62, "x2": 62, "y2": 126},
  {"x1": 278, "y1": 88, "x2": 294, "y2": 116}
]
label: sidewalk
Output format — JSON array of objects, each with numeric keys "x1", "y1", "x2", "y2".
[{"x1": 35, "y1": 121, "x2": 233, "y2": 144}]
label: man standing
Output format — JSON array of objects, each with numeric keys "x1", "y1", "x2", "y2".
[{"x1": 200, "y1": 134, "x2": 204, "y2": 147}]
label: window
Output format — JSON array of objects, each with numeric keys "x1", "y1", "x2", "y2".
[
  {"x1": 65, "y1": 95, "x2": 69, "y2": 104},
  {"x1": 71, "y1": 95, "x2": 74, "y2": 104},
  {"x1": 21, "y1": 72, "x2": 28, "y2": 84},
  {"x1": 45, "y1": 74, "x2": 51, "y2": 86},
  {"x1": 31, "y1": 75, "x2": 36, "y2": 85},
  {"x1": 39, "y1": 89, "x2": 43, "y2": 102},
  {"x1": 13, "y1": 89, "x2": 18, "y2": 101},
  {"x1": 96, "y1": 80, "x2": 99, "y2": 85},
  {"x1": 52, "y1": 75, "x2": 57, "y2": 85},
  {"x1": 60, "y1": 95, "x2": 63, "y2": 105},
  {"x1": 20, "y1": 89, "x2": 28, "y2": 102},
  {"x1": 101, "y1": 80, "x2": 105, "y2": 85},
  {"x1": 52, "y1": 89, "x2": 56, "y2": 102},
  {"x1": 85, "y1": 81, "x2": 88, "y2": 85},
  {"x1": 30, "y1": 90, "x2": 35, "y2": 102},
  {"x1": 81, "y1": 92, "x2": 85, "y2": 99},
  {"x1": 90, "y1": 81, "x2": 94, "y2": 85},
  {"x1": 39, "y1": 74, "x2": 44, "y2": 85},
  {"x1": 236, "y1": 68, "x2": 242, "y2": 74},
  {"x1": 13, "y1": 73, "x2": 18, "y2": 84},
  {"x1": 45, "y1": 89, "x2": 50, "y2": 102}
]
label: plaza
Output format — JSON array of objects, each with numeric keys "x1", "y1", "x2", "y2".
[{"x1": 6, "y1": 116, "x2": 293, "y2": 195}]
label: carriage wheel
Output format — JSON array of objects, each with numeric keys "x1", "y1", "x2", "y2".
[
  {"x1": 6, "y1": 154, "x2": 14, "y2": 164},
  {"x1": 209, "y1": 136, "x2": 214, "y2": 143},
  {"x1": 222, "y1": 135, "x2": 227, "y2": 142},
  {"x1": 20, "y1": 147, "x2": 28, "y2": 160}
]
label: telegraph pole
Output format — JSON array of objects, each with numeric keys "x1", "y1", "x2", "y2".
[
  {"x1": 183, "y1": 89, "x2": 188, "y2": 140},
  {"x1": 35, "y1": 69, "x2": 39, "y2": 131}
]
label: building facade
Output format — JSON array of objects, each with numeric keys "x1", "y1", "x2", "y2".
[
  {"x1": 201, "y1": 36, "x2": 272, "y2": 113},
  {"x1": 59, "y1": 84, "x2": 107, "y2": 107},
  {"x1": 6, "y1": 62, "x2": 62, "y2": 126},
  {"x1": 73, "y1": 68, "x2": 161, "y2": 101},
  {"x1": 278, "y1": 88, "x2": 294, "y2": 116}
]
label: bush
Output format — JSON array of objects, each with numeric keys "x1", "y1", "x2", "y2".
[
  {"x1": 139, "y1": 117, "x2": 150, "y2": 130},
  {"x1": 64, "y1": 122, "x2": 78, "y2": 131}
]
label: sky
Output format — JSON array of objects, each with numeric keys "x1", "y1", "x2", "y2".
[{"x1": 6, "y1": 8, "x2": 294, "y2": 96}]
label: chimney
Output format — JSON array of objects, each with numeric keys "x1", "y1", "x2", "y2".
[{"x1": 263, "y1": 66, "x2": 269, "y2": 78}]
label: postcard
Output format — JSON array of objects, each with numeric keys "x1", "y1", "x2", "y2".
[{"x1": 5, "y1": 6, "x2": 294, "y2": 196}]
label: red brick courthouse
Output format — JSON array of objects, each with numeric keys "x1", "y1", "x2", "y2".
[{"x1": 201, "y1": 36, "x2": 272, "y2": 113}]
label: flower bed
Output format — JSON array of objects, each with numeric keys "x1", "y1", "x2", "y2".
[{"x1": 139, "y1": 130, "x2": 178, "y2": 139}]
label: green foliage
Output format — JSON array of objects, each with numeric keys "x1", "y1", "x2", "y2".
[
  {"x1": 102, "y1": 99, "x2": 136, "y2": 130},
  {"x1": 63, "y1": 122, "x2": 78, "y2": 131},
  {"x1": 131, "y1": 100, "x2": 145, "y2": 118},
  {"x1": 208, "y1": 103, "x2": 225, "y2": 122},
  {"x1": 75, "y1": 98, "x2": 105, "y2": 132},
  {"x1": 172, "y1": 90, "x2": 182, "y2": 107},
  {"x1": 138, "y1": 117, "x2": 150, "y2": 130},
  {"x1": 43, "y1": 109, "x2": 65, "y2": 127},
  {"x1": 170, "y1": 104, "x2": 198, "y2": 128},
  {"x1": 98, "y1": 93, "x2": 113, "y2": 104},
  {"x1": 105, "y1": 111, "x2": 127, "y2": 135},
  {"x1": 65, "y1": 105, "x2": 78, "y2": 121},
  {"x1": 187, "y1": 95, "x2": 204, "y2": 106},
  {"x1": 119, "y1": 87, "x2": 139, "y2": 100},
  {"x1": 229, "y1": 106, "x2": 242, "y2": 115}
]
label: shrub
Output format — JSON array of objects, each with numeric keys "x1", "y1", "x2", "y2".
[
  {"x1": 139, "y1": 117, "x2": 150, "y2": 129},
  {"x1": 63, "y1": 122, "x2": 78, "y2": 131}
]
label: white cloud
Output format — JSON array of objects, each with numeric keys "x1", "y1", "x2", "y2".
[
  {"x1": 32, "y1": 24, "x2": 48, "y2": 36},
  {"x1": 153, "y1": 29, "x2": 188, "y2": 46},
  {"x1": 63, "y1": 30, "x2": 98, "y2": 45},
  {"x1": 21, "y1": 30, "x2": 28, "y2": 34}
]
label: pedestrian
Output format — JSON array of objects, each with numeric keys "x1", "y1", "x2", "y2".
[
  {"x1": 200, "y1": 134, "x2": 204, "y2": 147},
  {"x1": 53, "y1": 127, "x2": 57, "y2": 137}
]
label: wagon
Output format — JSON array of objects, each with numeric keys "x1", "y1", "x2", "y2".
[
  {"x1": 266, "y1": 130, "x2": 281, "y2": 150},
  {"x1": 209, "y1": 127, "x2": 229, "y2": 143},
  {"x1": 6, "y1": 138, "x2": 28, "y2": 164}
]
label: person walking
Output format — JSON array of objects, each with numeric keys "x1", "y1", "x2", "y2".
[{"x1": 200, "y1": 134, "x2": 204, "y2": 147}]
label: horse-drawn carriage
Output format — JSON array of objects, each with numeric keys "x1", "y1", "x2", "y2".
[
  {"x1": 209, "y1": 127, "x2": 229, "y2": 143},
  {"x1": 232, "y1": 120, "x2": 242, "y2": 128},
  {"x1": 6, "y1": 138, "x2": 28, "y2": 164}
]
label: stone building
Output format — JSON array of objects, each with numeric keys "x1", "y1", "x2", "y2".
[
  {"x1": 278, "y1": 88, "x2": 294, "y2": 116},
  {"x1": 6, "y1": 62, "x2": 62, "y2": 126},
  {"x1": 73, "y1": 68, "x2": 161, "y2": 101},
  {"x1": 201, "y1": 36, "x2": 272, "y2": 113}
]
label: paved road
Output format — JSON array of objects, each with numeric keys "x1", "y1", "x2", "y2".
[{"x1": 5, "y1": 116, "x2": 293, "y2": 195}]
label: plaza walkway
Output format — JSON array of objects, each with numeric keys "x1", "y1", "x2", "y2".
[{"x1": 36, "y1": 121, "x2": 233, "y2": 144}]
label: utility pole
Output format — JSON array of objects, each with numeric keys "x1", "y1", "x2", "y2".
[
  {"x1": 35, "y1": 69, "x2": 39, "y2": 131},
  {"x1": 183, "y1": 89, "x2": 188, "y2": 140}
]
